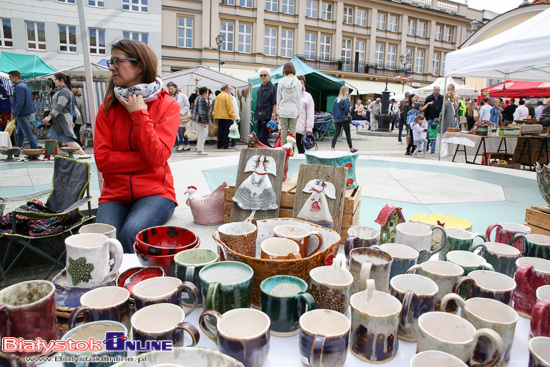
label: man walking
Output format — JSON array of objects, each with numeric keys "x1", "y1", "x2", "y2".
[
  {"x1": 423, "y1": 86, "x2": 443, "y2": 139},
  {"x1": 212, "y1": 84, "x2": 236, "y2": 149},
  {"x1": 502, "y1": 98, "x2": 517, "y2": 126},
  {"x1": 254, "y1": 67, "x2": 277, "y2": 147},
  {"x1": 8, "y1": 70, "x2": 39, "y2": 149},
  {"x1": 370, "y1": 98, "x2": 381, "y2": 131}
]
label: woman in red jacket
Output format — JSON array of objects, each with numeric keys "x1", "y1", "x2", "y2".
[{"x1": 94, "y1": 39, "x2": 180, "y2": 252}]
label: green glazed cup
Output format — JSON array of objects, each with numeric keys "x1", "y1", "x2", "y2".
[
  {"x1": 446, "y1": 250, "x2": 494, "y2": 275},
  {"x1": 260, "y1": 275, "x2": 316, "y2": 337},
  {"x1": 509, "y1": 233, "x2": 550, "y2": 260},
  {"x1": 199, "y1": 261, "x2": 253, "y2": 314},
  {"x1": 440, "y1": 228, "x2": 486, "y2": 261},
  {"x1": 175, "y1": 249, "x2": 219, "y2": 307}
]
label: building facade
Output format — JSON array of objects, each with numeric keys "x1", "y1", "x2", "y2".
[
  {"x1": 162, "y1": 0, "x2": 483, "y2": 92},
  {"x1": 1, "y1": 0, "x2": 162, "y2": 71}
]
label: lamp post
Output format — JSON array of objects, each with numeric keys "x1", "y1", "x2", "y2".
[
  {"x1": 215, "y1": 33, "x2": 225, "y2": 72},
  {"x1": 399, "y1": 54, "x2": 412, "y2": 92}
]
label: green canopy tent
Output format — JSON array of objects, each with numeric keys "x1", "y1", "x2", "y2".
[{"x1": 0, "y1": 51, "x2": 56, "y2": 79}]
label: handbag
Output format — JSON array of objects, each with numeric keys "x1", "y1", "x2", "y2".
[
  {"x1": 208, "y1": 121, "x2": 218, "y2": 138},
  {"x1": 184, "y1": 129, "x2": 198, "y2": 140},
  {"x1": 255, "y1": 110, "x2": 268, "y2": 122},
  {"x1": 180, "y1": 112, "x2": 190, "y2": 125},
  {"x1": 228, "y1": 122, "x2": 240, "y2": 139}
]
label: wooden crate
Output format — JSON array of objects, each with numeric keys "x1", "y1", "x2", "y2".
[{"x1": 525, "y1": 206, "x2": 550, "y2": 236}]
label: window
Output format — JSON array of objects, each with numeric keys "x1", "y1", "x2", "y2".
[
  {"x1": 264, "y1": 27, "x2": 276, "y2": 56},
  {"x1": 0, "y1": 19, "x2": 13, "y2": 47},
  {"x1": 238, "y1": 24, "x2": 252, "y2": 53},
  {"x1": 280, "y1": 29, "x2": 293, "y2": 57},
  {"x1": 407, "y1": 20, "x2": 415, "y2": 36},
  {"x1": 386, "y1": 45, "x2": 396, "y2": 68},
  {"x1": 441, "y1": 53, "x2": 446, "y2": 76},
  {"x1": 26, "y1": 21, "x2": 46, "y2": 50},
  {"x1": 282, "y1": 0, "x2": 294, "y2": 14},
  {"x1": 341, "y1": 38, "x2": 352, "y2": 71},
  {"x1": 89, "y1": 28, "x2": 105, "y2": 54},
  {"x1": 375, "y1": 43, "x2": 384, "y2": 67},
  {"x1": 177, "y1": 17, "x2": 193, "y2": 48},
  {"x1": 432, "y1": 53, "x2": 440, "y2": 76},
  {"x1": 319, "y1": 35, "x2": 331, "y2": 61},
  {"x1": 356, "y1": 9, "x2": 366, "y2": 27},
  {"x1": 356, "y1": 40, "x2": 365, "y2": 65},
  {"x1": 321, "y1": 3, "x2": 332, "y2": 20},
  {"x1": 59, "y1": 25, "x2": 76, "y2": 52},
  {"x1": 377, "y1": 13, "x2": 386, "y2": 30},
  {"x1": 304, "y1": 33, "x2": 316, "y2": 59},
  {"x1": 220, "y1": 22, "x2": 234, "y2": 51},
  {"x1": 444, "y1": 27, "x2": 453, "y2": 42},
  {"x1": 265, "y1": 0, "x2": 277, "y2": 12},
  {"x1": 389, "y1": 15, "x2": 398, "y2": 32},
  {"x1": 343, "y1": 7, "x2": 353, "y2": 24},
  {"x1": 122, "y1": 0, "x2": 148, "y2": 12},
  {"x1": 306, "y1": 0, "x2": 318, "y2": 18},
  {"x1": 88, "y1": 0, "x2": 104, "y2": 6},
  {"x1": 221, "y1": 0, "x2": 235, "y2": 4},
  {"x1": 123, "y1": 31, "x2": 148, "y2": 44},
  {"x1": 417, "y1": 22, "x2": 426, "y2": 38},
  {"x1": 58, "y1": 0, "x2": 75, "y2": 3},
  {"x1": 239, "y1": 0, "x2": 252, "y2": 8},
  {"x1": 406, "y1": 48, "x2": 414, "y2": 72},
  {"x1": 415, "y1": 49, "x2": 424, "y2": 73},
  {"x1": 435, "y1": 25, "x2": 442, "y2": 40}
]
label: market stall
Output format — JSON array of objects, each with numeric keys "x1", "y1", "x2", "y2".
[
  {"x1": 481, "y1": 80, "x2": 550, "y2": 99},
  {"x1": 411, "y1": 77, "x2": 478, "y2": 100}
]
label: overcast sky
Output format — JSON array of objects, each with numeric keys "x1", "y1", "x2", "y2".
[{"x1": 455, "y1": 0, "x2": 525, "y2": 14}]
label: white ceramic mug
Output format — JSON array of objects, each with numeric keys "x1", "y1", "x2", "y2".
[
  {"x1": 273, "y1": 225, "x2": 323, "y2": 258},
  {"x1": 396, "y1": 223, "x2": 448, "y2": 263},
  {"x1": 530, "y1": 337, "x2": 550, "y2": 367},
  {"x1": 410, "y1": 351, "x2": 467, "y2": 367},
  {"x1": 65, "y1": 233, "x2": 123, "y2": 287},
  {"x1": 78, "y1": 223, "x2": 116, "y2": 239},
  {"x1": 446, "y1": 250, "x2": 494, "y2": 274},
  {"x1": 309, "y1": 258, "x2": 353, "y2": 314},
  {"x1": 260, "y1": 238, "x2": 301, "y2": 260}
]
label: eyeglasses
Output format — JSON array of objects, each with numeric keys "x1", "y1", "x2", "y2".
[
  {"x1": 260, "y1": 74, "x2": 268, "y2": 77},
  {"x1": 107, "y1": 57, "x2": 139, "y2": 69}
]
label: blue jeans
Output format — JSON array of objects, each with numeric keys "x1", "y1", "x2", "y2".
[
  {"x1": 96, "y1": 196, "x2": 176, "y2": 253},
  {"x1": 413, "y1": 138, "x2": 428, "y2": 155},
  {"x1": 257, "y1": 121, "x2": 271, "y2": 147},
  {"x1": 176, "y1": 126, "x2": 189, "y2": 146},
  {"x1": 427, "y1": 138, "x2": 437, "y2": 153},
  {"x1": 15, "y1": 114, "x2": 38, "y2": 149}
]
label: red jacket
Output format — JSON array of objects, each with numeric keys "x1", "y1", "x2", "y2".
[{"x1": 94, "y1": 89, "x2": 180, "y2": 205}]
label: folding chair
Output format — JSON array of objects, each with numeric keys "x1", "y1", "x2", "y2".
[{"x1": 0, "y1": 156, "x2": 95, "y2": 286}]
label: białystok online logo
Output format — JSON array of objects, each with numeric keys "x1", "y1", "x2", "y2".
[{"x1": 2, "y1": 332, "x2": 173, "y2": 354}]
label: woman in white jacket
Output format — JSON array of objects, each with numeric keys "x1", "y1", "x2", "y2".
[
  {"x1": 295, "y1": 75, "x2": 315, "y2": 154},
  {"x1": 276, "y1": 62, "x2": 302, "y2": 145}
]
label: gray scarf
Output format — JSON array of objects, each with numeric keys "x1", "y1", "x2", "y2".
[{"x1": 114, "y1": 77, "x2": 163, "y2": 103}]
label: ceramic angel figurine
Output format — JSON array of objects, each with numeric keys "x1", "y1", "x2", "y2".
[
  {"x1": 233, "y1": 155, "x2": 278, "y2": 211},
  {"x1": 297, "y1": 179, "x2": 336, "y2": 229}
]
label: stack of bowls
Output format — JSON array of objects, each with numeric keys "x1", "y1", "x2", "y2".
[{"x1": 134, "y1": 226, "x2": 200, "y2": 276}]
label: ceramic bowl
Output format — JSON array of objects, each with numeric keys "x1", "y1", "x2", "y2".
[
  {"x1": 111, "y1": 347, "x2": 244, "y2": 367},
  {"x1": 135, "y1": 226, "x2": 199, "y2": 255},
  {"x1": 0, "y1": 146, "x2": 20, "y2": 161},
  {"x1": 133, "y1": 242, "x2": 199, "y2": 277},
  {"x1": 213, "y1": 218, "x2": 340, "y2": 307},
  {"x1": 116, "y1": 266, "x2": 165, "y2": 296}
]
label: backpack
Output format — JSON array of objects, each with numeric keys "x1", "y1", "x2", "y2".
[{"x1": 406, "y1": 109, "x2": 419, "y2": 126}]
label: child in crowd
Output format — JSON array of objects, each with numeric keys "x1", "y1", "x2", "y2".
[
  {"x1": 405, "y1": 102, "x2": 422, "y2": 156},
  {"x1": 427, "y1": 118, "x2": 439, "y2": 154},
  {"x1": 411, "y1": 114, "x2": 428, "y2": 157}
]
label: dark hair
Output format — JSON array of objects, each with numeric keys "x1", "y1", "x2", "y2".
[
  {"x1": 497, "y1": 98, "x2": 503, "y2": 103},
  {"x1": 103, "y1": 39, "x2": 158, "y2": 112},
  {"x1": 408, "y1": 93, "x2": 416, "y2": 106},
  {"x1": 511, "y1": 98, "x2": 515, "y2": 103},
  {"x1": 519, "y1": 99, "x2": 525, "y2": 105},
  {"x1": 8, "y1": 70, "x2": 21, "y2": 79},
  {"x1": 54, "y1": 72, "x2": 72, "y2": 90},
  {"x1": 215, "y1": 90, "x2": 221, "y2": 96},
  {"x1": 537, "y1": 101, "x2": 543, "y2": 106},
  {"x1": 296, "y1": 75, "x2": 306, "y2": 84},
  {"x1": 413, "y1": 102, "x2": 422, "y2": 109},
  {"x1": 198, "y1": 87, "x2": 208, "y2": 95},
  {"x1": 483, "y1": 97, "x2": 489, "y2": 103},
  {"x1": 283, "y1": 62, "x2": 296, "y2": 76}
]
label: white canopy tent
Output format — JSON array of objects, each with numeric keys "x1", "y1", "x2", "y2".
[
  {"x1": 445, "y1": 7, "x2": 550, "y2": 81},
  {"x1": 411, "y1": 77, "x2": 478, "y2": 99}
]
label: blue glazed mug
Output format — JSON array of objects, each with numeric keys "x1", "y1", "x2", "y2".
[
  {"x1": 132, "y1": 276, "x2": 199, "y2": 315},
  {"x1": 472, "y1": 241, "x2": 520, "y2": 278},
  {"x1": 68, "y1": 286, "x2": 130, "y2": 330},
  {"x1": 377, "y1": 243, "x2": 419, "y2": 279}
]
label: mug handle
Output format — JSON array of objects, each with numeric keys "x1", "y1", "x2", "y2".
[
  {"x1": 178, "y1": 281, "x2": 199, "y2": 316},
  {"x1": 104, "y1": 238, "x2": 124, "y2": 281},
  {"x1": 307, "y1": 231, "x2": 323, "y2": 257},
  {"x1": 400, "y1": 290, "x2": 414, "y2": 329},
  {"x1": 297, "y1": 292, "x2": 316, "y2": 313},
  {"x1": 175, "y1": 321, "x2": 200, "y2": 347},
  {"x1": 478, "y1": 263, "x2": 495, "y2": 272},
  {"x1": 205, "y1": 282, "x2": 221, "y2": 311},
  {"x1": 0, "y1": 305, "x2": 10, "y2": 336},
  {"x1": 68, "y1": 305, "x2": 92, "y2": 329},
  {"x1": 452, "y1": 276, "x2": 474, "y2": 299},
  {"x1": 323, "y1": 253, "x2": 335, "y2": 266},
  {"x1": 429, "y1": 225, "x2": 448, "y2": 257},
  {"x1": 287, "y1": 252, "x2": 302, "y2": 260},
  {"x1": 509, "y1": 233, "x2": 528, "y2": 256},
  {"x1": 199, "y1": 309, "x2": 222, "y2": 344},
  {"x1": 470, "y1": 243, "x2": 486, "y2": 257},
  {"x1": 485, "y1": 223, "x2": 502, "y2": 243},
  {"x1": 514, "y1": 263, "x2": 535, "y2": 300},
  {"x1": 440, "y1": 293, "x2": 466, "y2": 313},
  {"x1": 184, "y1": 265, "x2": 195, "y2": 283},
  {"x1": 247, "y1": 217, "x2": 258, "y2": 228},
  {"x1": 531, "y1": 300, "x2": 550, "y2": 338},
  {"x1": 406, "y1": 264, "x2": 422, "y2": 274},
  {"x1": 470, "y1": 328, "x2": 505, "y2": 367},
  {"x1": 344, "y1": 236, "x2": 358, "y2": 259},
  {"x1": 360, "y1": 262, "x2": 373, "y2": 288},
  {"x1": 310, "y1": 335, "x2": 327, "y2": 367}
]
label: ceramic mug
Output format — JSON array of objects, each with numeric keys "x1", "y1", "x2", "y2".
[
  {"x1": 441, "y1": 294, "x2": 518, "y2": 366},
  {"x1": 395, "y1": 222, "x2": 448, "y2": 263},
  {"x1": 350, "y1": 279, "x2": 401, "y2": 363},
  {"x1": 378, "y1": 243, "x2": 419, "y2": 279},
  {"x1": 132, "y1": 276, "x2": 199, "y2": 315},
  {"x1": 417, "y1": 312, "x2": 505, "y2": 366},
  {"x1": 68, "y1": 286, "x2": 131, "y2": 329},
  {"x1": 0, "y1": 280, "x2": 59, "y2": 357},
  {"x1": 486, "y1": 222, "x2": 531, "y2": 253},
  {"x1": 260, "y1": 238, "x2": 302, "y2": 260},
  {"x1": 344, "y1": 226, "x2": 380, "y2": 264},
  {"x1": 78, "y1": 223, "x2": 116, "y2": 239},
  {"x1": 260, "y1": 275, "x2": 316, "y2": 337},
  {"x1": 273, "y1": 224, "x2": 323, "y2": 258},
  {"x1": 513, "y1": 257, "x2": 550, "y2": 318},
  {"x1": 440, "y1": 227, "x2": 486, "y2": 261},
  {"x1": 410, "y1": 351, "x2": 467, "y2": 367},
  {"x1": 472, "y1": 241, "x2": 520, "y2": 278},
  {"x1": 65, "y1": 233, "x2": 124, "y2": 287},
  {"x1": 200, "y1": 308, "x2": 270, "y2": 367},
  {"x1": 218, "y1": 219, "x2": 258, "y2": 257},
  {"x1": 174, "y1": 248, "x2": 219, "y2": 307},
  {"x1": 349, "y1": 247, "x2": 393, "y2": 294},
  {"x1": 509, "y1": 234, "x2": 550, "y2": 260},
  {"x1": 198, "y1": 261, "x2": 253, "y2": 314},
  {"x1": 531, "y1": 285, "x2": 550, "y2": 338},
  {"x1": 389, "y1": 273, "x2": 439, "y2": 342},
  {"x1": 406, "y1": 260, "x2": 464, "y2": 310},
  {"x1": 530, "y1": 337, "x2": 550, "y2": 367},
  {"x1": 446, "y1": 250, "x2": 495, "y2": 275},
  {"x1": 131, "y1": 303, "x2": 200, "y2": 351},
  {"x1": 452, "y1": 270, "x2": 516, "y2": 306},
  {"x1": 309, "y1": 257, "x2": 353, "y2": 314},
  {"x1": 299, "y1": 309, "x2": 351, "y2": 367}
]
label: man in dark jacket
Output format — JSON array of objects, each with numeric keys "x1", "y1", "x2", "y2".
[
  {"x1": 502, "y1": 98, "x2": 517, "y2": 126},
  {"x1": 254, "y1": 67, "x2": 277, "y2": 147},
  {"x1": 423, "y1": 86, "x2": 443, "y2": 139},
  {"x1": 8, "y1": 70, "x2": 39, "y2": 149}
]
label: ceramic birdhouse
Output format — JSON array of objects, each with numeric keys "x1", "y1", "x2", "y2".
[
  {"x1": 375, "y1": 204, "x2": 406, "y2": 243},
  {"x1": 296, "y1": 179, "x2": 336, "y2": 230}
]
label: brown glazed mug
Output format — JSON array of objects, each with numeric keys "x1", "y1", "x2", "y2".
[
  {"x1": 0, "y1": 280, "x2": 59, "y2": 357},
  {"x1": 513, "y1": 257, "x2": 550, "y2": 318},
  {"x1": 218, "y1": 218, "x2": 258, "y2": 257},
  {"x1": 273, "y1": 224, "x2": 323, "y2": 258},
  {"x1": 531, "y1": 285, "x2": 550, "y2": 338}
]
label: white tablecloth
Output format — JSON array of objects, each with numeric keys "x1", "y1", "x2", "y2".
[
  {"x1": 0, "y1": 131, "x2": 13, "y2": 159},
  {"x1": 441, "y1": 132, "x2": 518, "y2": 159}
]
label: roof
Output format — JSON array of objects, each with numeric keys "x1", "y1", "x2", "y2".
[
  {"x1": 532, "y1": 0, "x2": 550, "y2": 4},
  {"x1": 162, "y1": 66, "x2": 250, "y2": 90},
  {"x1": 0, "y1": 51, "x2": 56, "y2": 79}
]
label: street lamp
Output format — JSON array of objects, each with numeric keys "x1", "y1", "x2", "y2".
[
  {"x1": 215, "y1": 33, "x2": 225, "y2": 72},
  {"x1": 399, "y1": 54, "x2": 412, "y2": 92}
]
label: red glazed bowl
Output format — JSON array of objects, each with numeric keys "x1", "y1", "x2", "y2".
[
  {"x1": 135, "y1": 226, "x2": 199, "y2": 256},
  {"x1": 133, "y1": 240, "x2": 200, "y2": 276},
  {"x1": 116, "y1": 266, "x2": 165, "y2": 296}
]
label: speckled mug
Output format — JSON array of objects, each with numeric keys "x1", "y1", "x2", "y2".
[
  {"x1": 349, "y1": 247, "x2": 393, "y2": 294},
  {"x1": 218, "y1": 219, "x2": 258, "y2": 257},
  {"x1": 513, "y1": 257, "x2": 550, "y2": 318},
  {"x1": 309, "y1": 258, "x2": 353, "y2": 314},
  {"x1": 344, "y1": 226, "x2": 380, "y2": 264}
]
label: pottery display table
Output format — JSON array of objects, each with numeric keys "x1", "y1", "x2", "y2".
[
  {"x1": 0, "y1": 131, "x2": 12, "y2": 159},
  {"x1": 441, "y1": 132, "x2": 518, "y2": 164}
]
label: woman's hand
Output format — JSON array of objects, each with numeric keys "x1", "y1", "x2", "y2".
[
  {"x1": 118, "y1": 94, "x2": 147, "y2": 113},
  {"x1": 42, "y1": 115, "x2": 52, "y2": 124}
]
